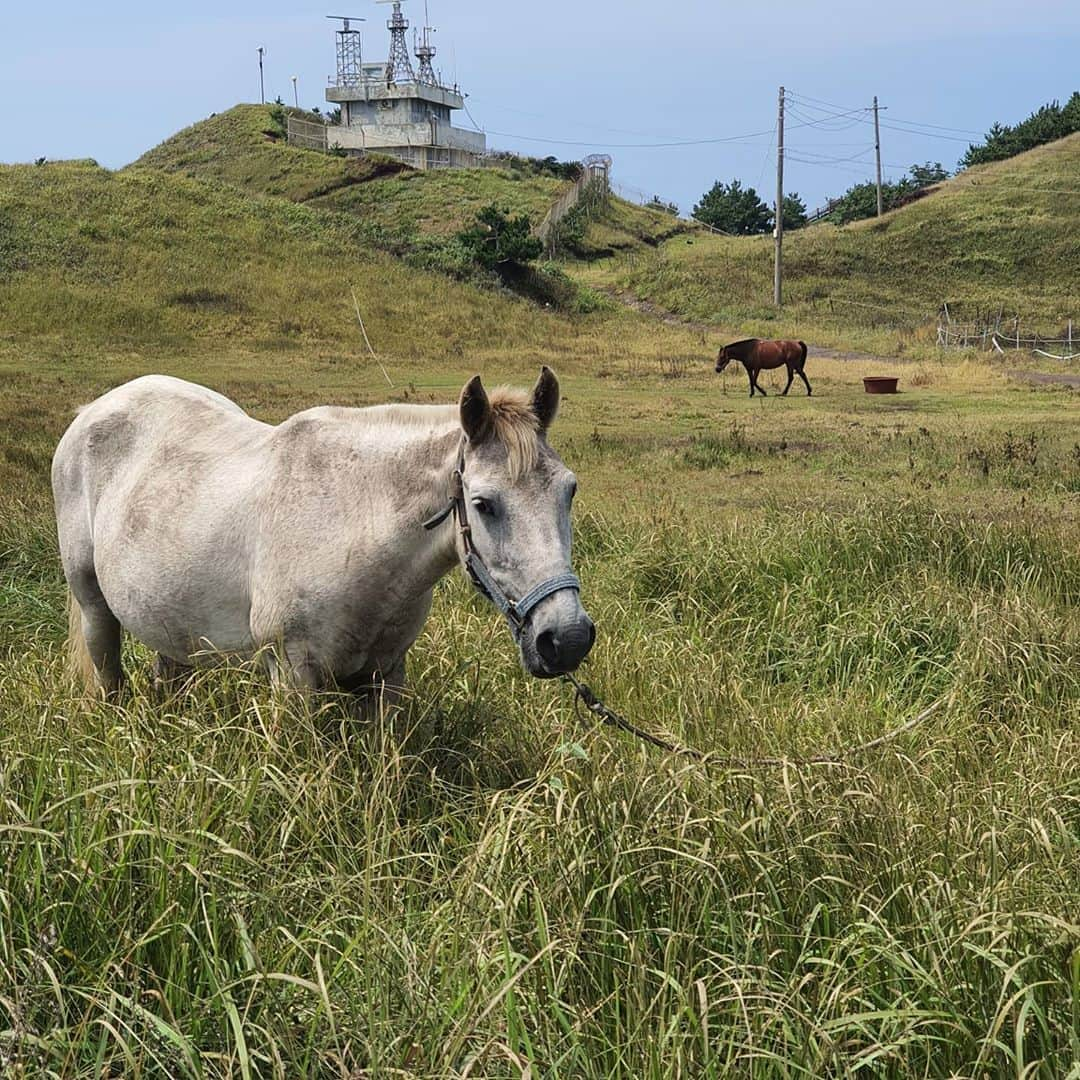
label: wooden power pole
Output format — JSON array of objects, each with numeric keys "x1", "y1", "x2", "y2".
[
  {"x1": 774, "y1": 85, "x2": 785, "y2": 308},
  {"x1": 258, "y1": 46, "x2": 266, "y2": 105},
  {"x1": 873, "y1": 95, "x2": 883, "y2": 217}
]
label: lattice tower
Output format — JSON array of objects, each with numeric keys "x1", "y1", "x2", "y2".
[
  {"x1": 379, "y1": 0, "x2": 415, "y2": 83},
  {"x1": 415, "y1": 5, "x2": 437, "y2": 86},
  {"x1": 327, "y1": 16, "x2": 365, "y2": 87}
]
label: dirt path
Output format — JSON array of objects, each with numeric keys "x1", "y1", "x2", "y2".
[
  {"x1": 607, "y1": 288, "x2": 1080, "y2": 386},
  {"x1": 1007, "y1": 369, "x2": 1080, "y2": 388}
]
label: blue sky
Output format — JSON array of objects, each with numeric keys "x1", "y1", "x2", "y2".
[{"x1": 2, "y1": 1, "x2": 1078, "y2": 214}]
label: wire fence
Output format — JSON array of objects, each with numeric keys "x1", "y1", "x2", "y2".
[
  {"x1": 286, "y1": 116, "x2": 329, "y2": 152},
  {"x1": 938, "y1": 305, "x2": 1077, "y2": 359}
]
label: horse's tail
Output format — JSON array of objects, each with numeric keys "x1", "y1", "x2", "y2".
[
  {"x1": 799, "y1": 341, "x2": 808, "y2": 367},
  {"x1": 66, "y1": 588, "x2": 96, "y2": 693}
]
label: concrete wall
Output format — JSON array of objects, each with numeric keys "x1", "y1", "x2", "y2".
[
  {"x1": 329, "y1": 121, "x2": 485, "y2": 156},
  {"x1": 346, "y1": 99, "x2": 452, "y2": 125},
  {"x1": 327, "y1": 81, "x2": 465, "y2": 113}
]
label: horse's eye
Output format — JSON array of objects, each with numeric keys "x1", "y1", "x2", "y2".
[{"x1": 472, "y1": 497, "x2": 495, "y2": 517}]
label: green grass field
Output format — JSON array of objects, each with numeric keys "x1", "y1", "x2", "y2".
[{"x1": 1, "y1": 123, "x2": 1078, "y2": 1077}]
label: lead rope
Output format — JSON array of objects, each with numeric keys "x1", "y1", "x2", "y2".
[{"x1": 563, "y1": 672, "x2": 946, "y2": 769}]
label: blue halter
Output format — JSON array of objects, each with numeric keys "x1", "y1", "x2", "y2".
[{"x1": 422, "y1": 441, "x2": 581, "y2": 638}]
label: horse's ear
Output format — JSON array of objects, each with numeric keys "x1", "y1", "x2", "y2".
[
  {"x1": 460, "y1": 375, "x2": 493, "y2": 443},
  {"x1": 531, "y1": 366, "x2": 560, "y2": 432}
]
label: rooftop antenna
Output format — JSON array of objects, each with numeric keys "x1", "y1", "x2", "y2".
[
  {"x1": 327, "y1": 15, "x2": 366, "y2": 87},
  {"x1": 376, "y1": 0, "x2": 415, "y2": 83},
  {"x1": 414, "y1": 0, "x2": 437, "y2": 86}
]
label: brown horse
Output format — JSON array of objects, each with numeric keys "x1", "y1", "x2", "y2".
[{"x1": 715, "y1": 339, "x2": 812, "y2": 398}]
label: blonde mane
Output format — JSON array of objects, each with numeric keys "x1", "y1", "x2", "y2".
[{"x1": 487, "y1": 386, "x2": 540, "y2": 482}]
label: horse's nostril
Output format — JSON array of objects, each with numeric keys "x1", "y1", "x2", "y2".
[{"x1": 536, "y1": 629, "x2": 559, "y2": 667}]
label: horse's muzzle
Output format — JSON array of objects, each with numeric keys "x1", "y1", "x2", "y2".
[{"x1": 531, "y1": 613, "x2": 596, "y2": 678}]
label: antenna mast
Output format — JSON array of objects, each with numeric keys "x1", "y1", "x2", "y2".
[
  {"x1": 414, "y1": 1, "x2": 438, "y2": 85},
  {"x1": 327, "y1": 15, "x2": 365, "y2": 87},
  {"x1": 377, "y1": 0, "x2": 415, "y2": 83}
]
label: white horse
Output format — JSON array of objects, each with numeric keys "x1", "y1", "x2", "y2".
[{"x1": 52, "y1": 368, "x2": 594, "y2": 701}]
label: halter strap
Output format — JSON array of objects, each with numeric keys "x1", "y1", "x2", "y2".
[{"x1": 423, "y1": 439, "x2": 581, "y2": 638}]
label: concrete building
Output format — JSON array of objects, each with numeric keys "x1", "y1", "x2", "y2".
[{"x1": 323, "y1": 4, "x2": 486, "y2": 170}]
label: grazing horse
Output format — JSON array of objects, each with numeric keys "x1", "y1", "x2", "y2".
[
  {"x1": 715, "y1": 338, "x2": 812, "y2": 397},
  {"x1": 52, "y1": 369, "x2": 594, "y2": 704}
]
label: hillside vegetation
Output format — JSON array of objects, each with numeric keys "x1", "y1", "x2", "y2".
[
  {"x1": 580, "y1": 133, "x2": 1080, "y2": 353},
  {"x1": 131, "y1": 104, "x2": 687, "y2": 257},
  {"x1": 0, "y1": 157, "x2": 649, "y2": 360}
]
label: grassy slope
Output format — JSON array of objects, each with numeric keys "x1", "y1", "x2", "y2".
[
  {"x1": 1, "y1": 129, "x2": 1079, "y2": 1076},
  {"x1": 0, "y1": 157, "x2": 670, "y2": 363},
  {"x1": 572, "y1": 194, "x2": 691, "y2": 258},
  {"x1": 129, "y1": 104, "x2": 383, "y2": 202},
  {"x1": 130, "y1": 104, "x2": 689, "y2": 252},
  {"x1": 577, "y1": 134, "x2": 1080, "y2": 353},
  {"x1": 131, "y1": 104, "x2": 564, "y2": 236}
]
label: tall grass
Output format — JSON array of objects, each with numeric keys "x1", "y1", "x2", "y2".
[{"x1": 2, "y1": 496, "x2": 1077, "y2": 1077}]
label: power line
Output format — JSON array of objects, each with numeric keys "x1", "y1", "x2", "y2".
[
  {"x1": 754, "y1": 119, "x2": 778, "y2": 192},
  {"x1": 788, "y1": 93, "x2": 983, "y2": 144},
  {"x1": 879, "y1": 115, "x2": 984, "y2": 136},
  {"x1": 483, "y1": 127, "x2": 775, "y2": 149},
  {"x1": 478, "y1": 102, "x2": 709, "y2": 144},
  {"x1": 485, "y1": 104, "x2": 872, "y2": 152},
  {"x1": 877, "y1": 121, "x2": 973, "y2": 143},
  {"x1": 787, "y1": 90, "x2": 858, "y2": 110},
  {"x1": 788, "y1": 92, "x2": 983, "y2": 135}
]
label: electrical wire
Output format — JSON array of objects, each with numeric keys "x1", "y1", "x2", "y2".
[{"x1": 482, "y1": 127, "x2": 775, "y2": 149}]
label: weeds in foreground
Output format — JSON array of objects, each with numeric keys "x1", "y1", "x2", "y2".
[{"x1": 1, "y1": 500, "x2": 1077, "y2": 1078}]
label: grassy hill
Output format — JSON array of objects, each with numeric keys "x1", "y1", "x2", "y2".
[
  {"x1": 131, "y1": 104, "x2": 688, "y2": 255},
  {"x1": 0, "y1": 157, "x2": 638, "y2": 359},
  {"x1": 580, "y1": 133, "x2": 1080, "y2": 353},
  {"x1": 131, "y1": 105, "x2": 565, "y2": 235}
]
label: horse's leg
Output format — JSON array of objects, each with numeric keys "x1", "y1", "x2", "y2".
[
  {"x1": 798, "y1": 368, "x2": 813, "y2": 395},
  {"x1": 72, "y1": 583, "x2": 125, "y2": 699},
  {"x1": 782, "y1": 364, "x2": 795, "y2": 396},
  {"x1": 337, "y1": 660, "x2": 408, "y2": 719},
  {"x1": 373, "y1": 660, "x2": 408, "y2": 718},
  {"x1": 267, "y1": 639, "x2": 328, "y2": 693},
  {"x1": 746, "y1": 367, "x2": 756, "y2": 397},
  {"x1": 153, "y1": 653, "x2": 193, "y2": 697},
  {"x1": 752, "y1": 368, "x2": 767, "y2": 396}
]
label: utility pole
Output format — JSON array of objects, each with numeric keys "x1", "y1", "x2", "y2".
[
  {"x1": 257, "y1": 47, "x2": 266, "y2": 104},
  {"x1": 873, "y1": 95, "x2": 883, "y2": 217},
  {"x1": 291, "y1": 75, "x2": 299, "y2": 108},
  {"x1": 774, "y1": 85, "x2": 785, "y2": 308}
]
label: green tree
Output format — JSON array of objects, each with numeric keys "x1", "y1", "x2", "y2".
[
  {"x1": 692, "y1": 179, "x2": 772, "y2": 235},
  {"x1": 781, "y1": 192, "x2": 808, "y2": 230},
  {"x1": 910, "y1": 161, "x2": 950, "y2": 186},
  {"x1": 961, "y1": 92, "x2": 1080, "y2": 167},
  {"x1": 458, "y1": 205, "x2": 542, "y2": 272}
]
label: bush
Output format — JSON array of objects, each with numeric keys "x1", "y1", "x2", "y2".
[
  {"x1": 822, "y1": 163, "x2": 949, "y2": 225},
  {"x1": 457, "y1": 204, "x2": 542, "y2": 272}
]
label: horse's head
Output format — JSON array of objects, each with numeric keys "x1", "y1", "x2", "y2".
[
  {"x1": 715, "y1": 346, "x2": 732, "y2": 374},
  {"x1": 456, "y1": 368, "x2": 594, "y2": 679}
]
